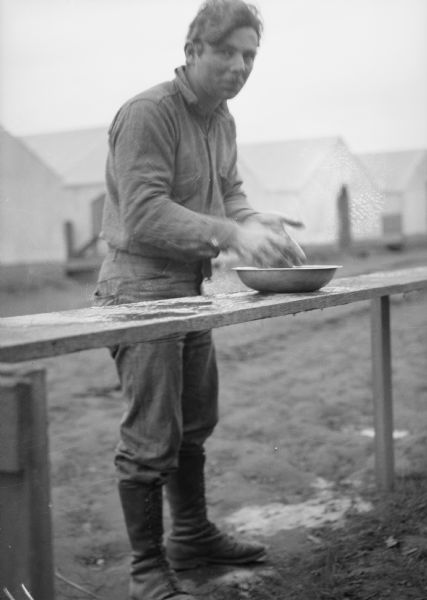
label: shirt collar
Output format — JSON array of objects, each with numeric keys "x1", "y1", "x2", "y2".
[{"x1": 174, "y1": 66, "x2": 228, "y2": 117}]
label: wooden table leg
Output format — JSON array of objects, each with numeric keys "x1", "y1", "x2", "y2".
[
  {"x1": 370, "y1": 296, "x2": 395, "y2": 491},
  {"x1": 0, "y1": 365, "x2": 55, "y2": 600}
]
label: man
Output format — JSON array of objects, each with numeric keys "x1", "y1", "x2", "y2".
[{"x1": 94, "y1": 1, "x2": 306, "y2": 599}]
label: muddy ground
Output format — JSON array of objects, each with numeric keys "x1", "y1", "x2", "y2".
[{"x1": 1, "y1": 246, "x2": 427, "y2": 599}]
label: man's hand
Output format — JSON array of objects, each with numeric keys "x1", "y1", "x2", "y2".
[
  {"x1": 230, "y1": 220, "x2": 306, "y2": 268},
  {"x1": 251, "y1": 212, "x2": 305, "y2": 233}
]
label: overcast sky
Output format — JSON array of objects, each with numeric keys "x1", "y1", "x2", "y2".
[{"x1": 1, "y1": 0, "x2": 426, "y2": 152}]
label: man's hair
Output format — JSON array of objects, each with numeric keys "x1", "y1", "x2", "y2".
[{"x1": 186, "y1": 0, "x2": 263, "y2": 48}]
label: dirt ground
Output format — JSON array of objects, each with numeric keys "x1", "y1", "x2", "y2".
[{"x1": 1, "y1": 246, "x2": 427, "y2": 599}]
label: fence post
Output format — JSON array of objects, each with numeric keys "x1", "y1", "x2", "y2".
[
  {"x1": 370, "y1": 296, "x2": 395, "y2": 491},
  {"x1": 0, "y1": 365, "x2": 55, "y2": 600}
]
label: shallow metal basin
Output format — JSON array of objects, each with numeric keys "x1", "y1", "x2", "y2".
[{"x1": 233, "y1": 265, "x2": 342, "y2": 293}]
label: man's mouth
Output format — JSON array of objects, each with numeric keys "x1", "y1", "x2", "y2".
[{"x1": 223, "y1": 78, "x2": 244, "y2": 89}]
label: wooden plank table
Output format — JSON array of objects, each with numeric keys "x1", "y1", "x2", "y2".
[
  {"x1": 1, "y1": 265, "x2": 427, "y2": 599},
  {"x1": 1, "y1": 267, "x2": 427, "y2": 361}
]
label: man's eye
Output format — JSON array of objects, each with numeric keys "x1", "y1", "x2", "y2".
[{"x1": 221, "y1": 48, "x2": 234, "y2": 58}]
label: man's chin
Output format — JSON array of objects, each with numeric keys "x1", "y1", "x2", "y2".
[{"x1": 222, "y1": 86, "x2": 243, "y2": 100}]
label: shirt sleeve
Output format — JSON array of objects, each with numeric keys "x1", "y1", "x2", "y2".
[{"x1": 109, "y1": 99, "x2": 237, "y2": 260}]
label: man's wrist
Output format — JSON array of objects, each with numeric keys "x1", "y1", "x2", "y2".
[{"x1": 209, "y1": 220, "x2": 238, "y2": 251}]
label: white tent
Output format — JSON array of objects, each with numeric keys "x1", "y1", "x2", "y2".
[
  {"x1": 0, "y1": 126, "x2": 108, "y2": 265},
  {"x1": 238, "y1": 137, "x2": 384, "y2": 251},
  {"x1": 358, "y1": 149, "x2": 427, "y2": 245},
  {"x1": 0, "y1": 127, "x2": 69, "y2": 264},
  {"x1": 2, "y1": 125, "x2": 392, "y2": 265}
]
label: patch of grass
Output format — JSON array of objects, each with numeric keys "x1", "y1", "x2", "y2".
[{"x1": 272, "y1": 475, "x2": 427, "y2": 600}]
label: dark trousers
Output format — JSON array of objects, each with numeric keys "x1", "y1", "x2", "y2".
[{"x1": 94, "y1": 249, "x2": 218, "y2": 484}]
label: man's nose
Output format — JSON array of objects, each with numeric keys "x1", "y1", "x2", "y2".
[{"x1": 230, "y1": 53, "x2": 245, "y2": 72}]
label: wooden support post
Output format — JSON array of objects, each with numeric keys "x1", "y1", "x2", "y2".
[
  {"x1": 370, "y1": 296, "x2": 395, "y2": 491},
  {"x1": 64, "y1": 220, "x2": 75, "y2": 259},
  {"x1": 0, "y1": 365, "x2": 55, "y2": 600}
]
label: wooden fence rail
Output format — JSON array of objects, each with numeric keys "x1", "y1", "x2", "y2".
[{"x1": 1, "y1": 266, "x2": 427, "y2": 599}]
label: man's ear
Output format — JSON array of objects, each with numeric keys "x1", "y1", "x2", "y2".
[{"x1": 184, "y1": 41, "x2": 196, "y2": 65}]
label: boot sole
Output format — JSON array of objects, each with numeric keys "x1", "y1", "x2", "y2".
[{"x1": 169, "y1": 549, "x2": 267, "y2": 571}]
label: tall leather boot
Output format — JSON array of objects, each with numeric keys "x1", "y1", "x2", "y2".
[
  {"x1": 165, "y1": 447, "x2": 267, "y2": 571},
  {"x1": 118, "y1": 480, "x2": 195, "y2": 600}
]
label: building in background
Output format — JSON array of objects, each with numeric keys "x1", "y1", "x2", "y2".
[
  {"x1": 358, "y1": 149, "x2": 427, "y2": 248},
  {"x1": 0, "y1": 126, "x2": 108, "y2": 267},
  {"x1": 1, "y1": 125, "x2": 426, "y2": 268},
  {"x1": 22, "y1": 127, "x2": 108, "y2": 263},
  {"x1": 1, "y1": 126, "x2": 68, "y2": 265},
  {"x1": 239, "y1": 137, "x2": 384, "y2": 252}
]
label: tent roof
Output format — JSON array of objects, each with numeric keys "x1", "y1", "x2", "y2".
[
  {"x1": 238, "y1": 137, "x2": 342, "y2": 192},
  {"x1": 23, "y1": 128, "x2": 425, "y2": 193},
  {"x1": 21, "y1": 128, "x2": 342, "y2": 189},
  {"x1": 22, "y1": 127, "x2": 108, "y2": 186},
  {"x1": 358, "y1": 149, "x2": 427, "y2": 193}
]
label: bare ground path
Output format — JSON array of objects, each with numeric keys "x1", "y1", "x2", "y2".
[{"x1": 1, "y1": 246, "x2": 427, "y2": 599}]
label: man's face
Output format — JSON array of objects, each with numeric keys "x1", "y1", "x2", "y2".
[{"x1": 188, "y1": 27, "x2": 258, "y2": 103}]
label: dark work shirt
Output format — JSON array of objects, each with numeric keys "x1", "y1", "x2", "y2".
[{"x1": 100, "y1": 66, "x2": 258, "y2": 263}]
